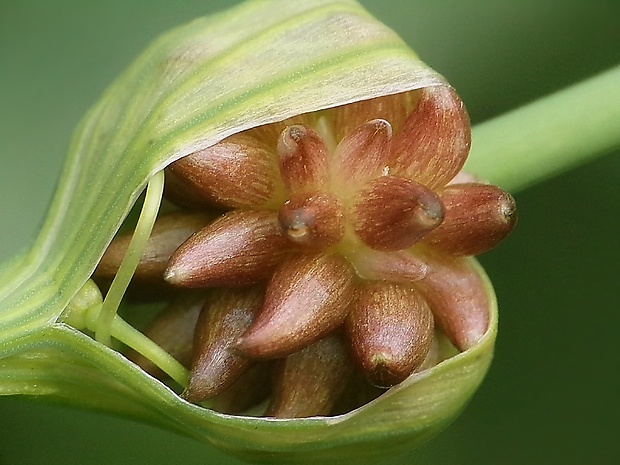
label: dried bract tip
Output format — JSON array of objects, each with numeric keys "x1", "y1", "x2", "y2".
[
  {"x1": 236, "y1": 253, "x2": 356, "y2": 359},
  {"x1": 184, "y1": 287, "x2": 263, "y2": 403},
  {"x1": 164, "y1": 210, "x2": 292, "y2": 287},
  {"x1": 353, "y1": 176, "x2": 445, "y2": 251},
  {"x1": 278, "y1": 192, "x2": 344, "y2": 248},
  {"x1": 266, "y1": 333, "x2": 354, "y2": 418},
  {"x1": 277, "y1": 125, "x2": 328, "y2": 193},
  {"x1": 346, "y1": 282, "x2": 434, "y2": 387},
  {"x1": 166, "y1": 134, "x2": 281, "y2": 209},
  {"x1": 424, "y1": 183, "x2": 517, "y2": 255}
]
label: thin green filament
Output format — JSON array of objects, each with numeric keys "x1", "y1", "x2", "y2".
[
  {"x1": 63, "y1": 279, "x2": 189, "y2": 387},
  {"x1": 83, "y1": 302, "x2": 189, "y2": 387},
  {"x1": 95, "y1": 170, "x2": 165, "y2": 345}
]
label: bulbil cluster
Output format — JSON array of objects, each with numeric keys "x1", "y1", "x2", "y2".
[{"x1": 94, "y1": 85, "x2": 516, "y2": 418}]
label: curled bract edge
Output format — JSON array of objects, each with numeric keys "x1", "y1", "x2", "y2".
[{"x1": 0, "y1": 0, "x2": 500, "y2": 463}]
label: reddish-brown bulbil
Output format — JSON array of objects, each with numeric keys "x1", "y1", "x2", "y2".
[
  {"x1": 184, "y1": 287, "x2": 264, "y2": 403},
  {"x1": 101, "y1": 85, "x2": 516, "y2": 418},
  {"x1": 346, "y1": 282, "x2": 434, "y2": 388}
]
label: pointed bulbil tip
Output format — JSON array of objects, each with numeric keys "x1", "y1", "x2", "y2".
[
  {"x1": 423, "y1": 183, "x2": 517, "y2": 256},
  {"x1": 277, "y1": 124, "x2": 328, "y2": 193},
  {"x1": 235, "y1": 253, "x2": 356, "y2": 359},
  {"x1": 162, "y1": 266, "x2": 188, "y2": 286},
  {"x1": 353, "y1": 175, "x2": 445, "y2": 251},
  {"x1": 165, "y1": 210, "x2": 292, "y2": 288},
  {"x1": 367, "y1": 353, "x2": 399, "y2": 386}
]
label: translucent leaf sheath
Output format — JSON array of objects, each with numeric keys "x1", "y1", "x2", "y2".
[
  {"x1": 0, "y1": 262, "x2": 496, "y2": 464},
  {"x1": 0, "y1": 1, "x2": 496, "y2": 463}
]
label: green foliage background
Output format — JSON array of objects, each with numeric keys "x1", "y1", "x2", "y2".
[{"x1": 0, "y1": 1, "x2": 618, "y2": 464}]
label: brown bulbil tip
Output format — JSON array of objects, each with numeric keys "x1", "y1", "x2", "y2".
[
  {"x1": 266, "y1": 333, "x2": 354, "y2": 418},
  {"x1": 346, "y1": 282, "x2": 434, "y2": 388},
  {"x1": 331, "y1": 119, "x2": 393, "y2": 186},
  {"x1": 353, "y1": 175, "x2": 445, "y2": 251},
  {"x1": 165, "y1": 134, "x2": 281, "y2": 209},
  {"x1": 94, "y1": 211, "x2": 212, "y2": 284},
  {"x1": 424, "y1": 183, "x2": 517, "y2": 256},
  {"x1": 235, "y1": 253, "x2": 356, "y2": 359},
  {"x1": 164, "y1": 210, "x2": 292, "y2": 288},
  {"x1": 183, "y1": 287, "x2": 263, "y2": 403},
  {"x1": 277, "y1": 124, "x2": 329, "y2": 193},
  {"x1": 392, "y1": 86, "x2": 471, "y2": 189},
  {"x1": 416, "y1": 253, "x2": 490, "y2": 351},
  {"x1": 278, "y1": 192, "x2": 344, "y2": 249},
  {"x1": 127, "y1": 292, "x2": 206, "y2": 378}
]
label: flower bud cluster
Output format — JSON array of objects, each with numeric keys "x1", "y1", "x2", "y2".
[{"x1": 94, "y1": 85, "x2": 516, "y2": 417}]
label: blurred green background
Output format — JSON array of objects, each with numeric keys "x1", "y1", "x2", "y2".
[{"x1": 0, "y1": 1, "x2": 618, "y2": 464}]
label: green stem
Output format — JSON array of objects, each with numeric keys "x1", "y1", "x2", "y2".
[
  {"x1": 96, "y1": 170, "x2": 165, "y2": 345},
  {"x1": 467, "y1": 65, "x2": 620, "y2": 192}
]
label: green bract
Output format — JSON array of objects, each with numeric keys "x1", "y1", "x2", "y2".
[{"x1": 0, "y1": 1, "x2": 496, "y2": 463}]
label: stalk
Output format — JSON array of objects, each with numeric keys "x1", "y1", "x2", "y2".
[
  {"x1": 468, "y1": 65, "x2": 620, "y2": 192},
  {"x1": 96, "y1": 170, "x2": 165, "y2": 345}
]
